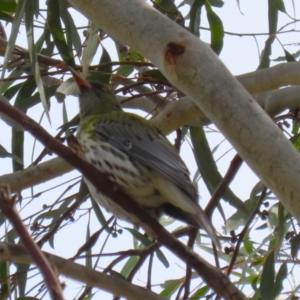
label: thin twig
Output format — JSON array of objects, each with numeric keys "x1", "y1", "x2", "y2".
[
  {"x1": 0, "y1": 185, "x2": 64, "y2": 300},
  {"x1": 226, "y1": 187, "x2": 267, "y2": 276},
  {"x1": 205, "y1": 154, "x2": 244, "y2": 218},
  {"x1": 0, "y1": 95, "x2": 247, "y2": 300}
]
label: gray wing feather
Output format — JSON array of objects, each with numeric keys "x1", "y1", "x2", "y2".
[{"x1": 95, "y1": 119, "x2": 198, "y2": 202}]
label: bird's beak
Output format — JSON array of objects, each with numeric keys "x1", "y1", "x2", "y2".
[{"x1": 69, "y1": 67, "x2": 93, "y2": 89}]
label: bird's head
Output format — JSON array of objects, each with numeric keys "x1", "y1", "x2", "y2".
[{"x1": 70, "y1": 68, "x2": 121, "y2": 118}]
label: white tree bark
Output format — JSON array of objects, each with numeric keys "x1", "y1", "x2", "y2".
[{"x1": 67, "y1": 0, "x2": 300, "y2": 220}]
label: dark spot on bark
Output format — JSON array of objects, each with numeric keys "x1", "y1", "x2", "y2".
[{"x1": 167, "y1": 42, "x2": 185, "y2": 55}]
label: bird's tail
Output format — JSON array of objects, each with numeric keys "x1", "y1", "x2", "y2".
[{"x1": 163, "y1": 203, "x2": 221, "y2": 249}]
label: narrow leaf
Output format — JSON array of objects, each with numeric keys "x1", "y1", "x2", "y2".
[
  {"x1": 25, "y1": 0, "x2": 50, "y2": 122},
  {"x1": 189, "y1": 0, "x2": 205, "y2": 37},
  {"x1": 47, "y1": 0, "x2": 74, "y2": 65},
  {"x1": 190, "y1": 126, "x2": 247, "y2": 212},
  {"x1": 260, "y1": 250, "x2": 275, "y2": 300},
  {"x1": 0, "y1": 0, "x2": 25, "y2": 84},
  {"x1": 273, "y1": 262, "x2": 287, "y2": 298},
  {"x1": 205, "y1": 2, "x2": 224, "y2": 55}
]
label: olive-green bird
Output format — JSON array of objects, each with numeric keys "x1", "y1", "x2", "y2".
[{"x1": 71, "y1": 70, "x2": 219, "y2": 247}]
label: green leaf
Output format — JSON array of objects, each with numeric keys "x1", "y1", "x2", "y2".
[
  {"x1": 116, "y1": 45, "x2": 135, "y2": 78},
  {"x1": 82, "y1": 23, "x2": 100, "y2": 77},
  {"x1": 16, "y1": 263, "x2": 30, "y2": 296},
  {"x1": 47, "y1": 0, "x2": 74, "y2": 66},
  {"x1": 189, "y1": 0, "x2": 205, "y2": 37},
  {"x1": 274, "y1": 0, "x2": 286, "y2": 13},
  {"x1": 120, "y1": 255, "x2": 139, "y2": 277},
  {"x1": 291, "y1": 233, "x2": 300, "y2": 258},
  {"x1": 257, "y1": 0, "x2": 278, "y2": 69},
  {"x1": 190, "y1": 285, "x2": 210, "y2": 298},
  {"x1": 15, "y1": 84, "x2": 59, "y2": 111},
  {"x1": 1, "y1": 69, "x2": 25, "y2": 95},
  {"x1": 0, "y1": 260, "x2": 9, "y2": 298},
  {"x1": 260, "y1": 250, "x2": 275, "y2": 300},
  {"x1": 273, "y1": 262, "x2": 287, "y2": 298},
  {"x1": 190, "y1": 127, "x2": 247, "y2": 213},
  {"x1": 155, "y1": 249, "x2": 170, "y2": 268},
  {"x1": 205, "y1": 2, "x2": 224, "y2": 55},
  {"x1": 159, "y1": 278, "x2": 183, "y2": 298},
  {"x1": 0, "y1": 11, "x2": 13, "y2": 22},
  {"x1": 284, "y1": 49, "x2": 296, "y2": 62},
  {"x1": 0, "y1": 144, "x2": 23, "y2": 164},
  {"x1": 292, "y1": 122, "x2": 300, "y2": 136},
  {"x1": 96, "y1": 45, "x2": 113, "y2": 85},
  {"x1": 153, "y1": 0, "x2": 183, "y2": 24},
  {"x1": 124, "y1": 228, "x2": 152, "y2": 247},
  {"x1": 91, "y1": 196, "x2": 108, "y2": 228},
  {"x1": 25, "y1": 0, "x2": 50, "y2": 122},
  {"x1": 243, "y1": 240, "x2": 254, "y2": 254},
  {"x1": 12, "y1": 78, "x2": 37, "y2": 171},
  {"x1": 0, "y1": 0, "x2": 25, "y2": 84},
  {"x1": 59, "y1": 0, "x2": 82, "y2": 56},
  {"x1": 141, "y1": 69, "x2": 168, "y2": 82},
  {"x1": 0, "y1": 0, "x2": 16, "y2": 12},
  {"x1": 85, "y1": 224, "x2": 92, "y2": 269},
  {"x1": 208, "y1": 0, "x2": 224, "y2": 7}
]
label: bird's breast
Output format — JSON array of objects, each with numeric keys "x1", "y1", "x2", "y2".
[{"x1": 78, "y1": 131, "x2": 157, "y2": 197}]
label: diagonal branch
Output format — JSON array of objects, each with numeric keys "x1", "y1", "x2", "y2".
[
  {"x1": 0, "y1": 81, "x2": 246, "y2": 300},
  {"x1": 0, "y1": 242, "x2": 165, "y2": 300}
]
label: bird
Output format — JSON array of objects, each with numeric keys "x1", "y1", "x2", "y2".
[{"x1": 70, "y1": 69, "x2": 219, "y2": 247}]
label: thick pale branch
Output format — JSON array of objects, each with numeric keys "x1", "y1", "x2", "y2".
[
  {"x1": 68, "y1": 0, "x2": 300, "y2": 222},
  {"x1": 237, "y1": 62, "x2": 300, "y2": 94},
  {"x1": 0, "y1": 242, "x2": 165, "y2": 300},
  {"x1": 254, "y1": 85, "x2": 300, "y2": 116},
  {"x1": 0, "y1": 157, "x2": 73, "y2": 193}
]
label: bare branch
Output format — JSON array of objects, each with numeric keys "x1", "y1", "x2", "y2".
[
  {"x1": 0, "y1": 242, "x2": 166, "y2": 300},
  {"x1": 0, "y1": 81, "x2": 246, "y2": 300},
  {"x1": 0, "y1": 185, "x2": 64, "y2": 300},
  {"x1": 0, "y1": 157, "x2": 73, "y2": 193}
]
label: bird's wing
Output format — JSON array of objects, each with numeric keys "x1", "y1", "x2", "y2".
[{"x1": 94, "y1": 114, "x2": 198, "y2": 202}]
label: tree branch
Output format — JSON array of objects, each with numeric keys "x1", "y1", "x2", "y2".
[
  {"x1": 0, "y1": 157, "x2": 73, "y2": 193},
  {"x1": 0, "y1": 81, "x2": 245, "y2": 300},
  {"x1": 67, "y1": 0, "x2": 300, "y2": 223},
  {"x1": 0, "y1": 242, "x2": 165, "y2": 300}
]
